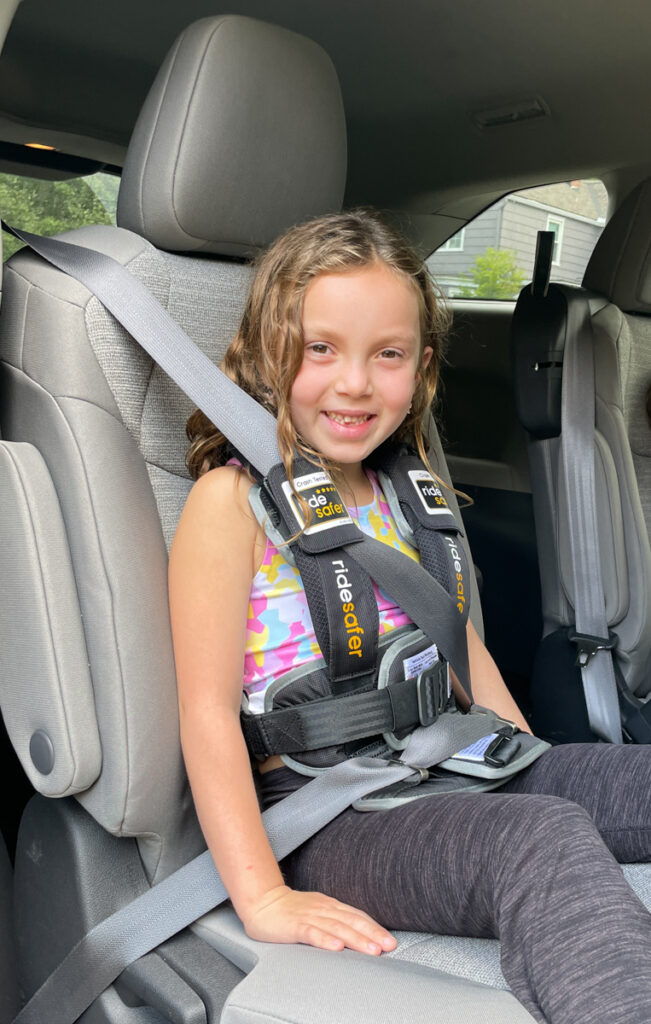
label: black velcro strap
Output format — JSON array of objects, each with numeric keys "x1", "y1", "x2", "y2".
[{"x1": 242, "y1": 665, "x2": 450, "y2": 757}]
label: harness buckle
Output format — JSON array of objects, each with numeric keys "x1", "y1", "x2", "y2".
[
  {"x1": 416, "y1": 663, "x2": 450, "y2": 727},
  {"x1": 568, "y1": 629, "x2": 617, "y2": 668}
]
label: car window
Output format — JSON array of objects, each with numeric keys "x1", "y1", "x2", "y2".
[
  {"x1": 1, "y1": 170, "x2": 119, "y2": 261},
  {"x1": 427, "y1": 180, "x2": 608, "y2": 299}
]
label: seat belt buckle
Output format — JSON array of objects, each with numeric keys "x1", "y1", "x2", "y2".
[
  {"x1": 416, "y1": 662, "x2": 450, "y2": 727},
  {"x1": 568, "y1": 629, "x2": 617, "y2": 668},
  {"x1": 388, "y1": 758, "x2": 430, "y2": 782}
]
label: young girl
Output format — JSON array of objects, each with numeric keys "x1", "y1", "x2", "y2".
[{"x1": 169, "y1": 210, "x2": 651, "y2": 1024}]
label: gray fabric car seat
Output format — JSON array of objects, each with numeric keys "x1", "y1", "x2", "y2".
[
  {"x1": 0, "y1": 14, "x2": 646, "y2": 1024},
  {"x1": 0, "y1": 225, "x2": 22, "y2": 1024},
  {"x1": 521, "y1": 180, "x2": 651, "y2": 740}
]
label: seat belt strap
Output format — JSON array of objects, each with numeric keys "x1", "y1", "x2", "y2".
[
  {"x1": 2, "y1": 225, "x2": 283, "y2": 474},
  {"x1": 4, "y1": 225, "x2": 472, "y2": 691},
  {"x1": 558, "y1": 284, "x2": 622, "y2": 743},
  {"x1": 13, "y1": 711, "x2": 499, "y2": 1024}
]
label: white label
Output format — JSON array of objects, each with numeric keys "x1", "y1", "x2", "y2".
[
  {"x1": 450, "y1": 733, "x2": 498, "y2": 762},
  {"x1": 281, "y1": 471, "x2": 354, "y2": 535},
  {"x1": 402, "y1": 644, "x2": 439, "y2": 679},
  {"x1": 407, "y1": 469, "x2": 450, "y2": 516}
]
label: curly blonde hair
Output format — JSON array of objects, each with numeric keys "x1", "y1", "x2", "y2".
[{"x1": 186, "y1": 209, "x2": 450, "y2": 483}]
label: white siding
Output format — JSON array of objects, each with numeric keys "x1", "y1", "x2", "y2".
[{"x1": 500, "y1": 199, "x2": 603, "y2": 285}]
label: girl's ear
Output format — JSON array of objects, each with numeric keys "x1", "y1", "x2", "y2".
[{"x1": 417, "y1": 345, "x2": 434, "y2": 377}]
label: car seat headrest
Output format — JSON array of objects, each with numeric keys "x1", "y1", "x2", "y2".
[
  {"x1": 117, "y1": 15, "x2": 347, "y2": 257},
  {"x1": 583, "y1": 178, "x2": 651, "y2": 314}
]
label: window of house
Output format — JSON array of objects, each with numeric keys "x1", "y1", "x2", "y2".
[
  {"x1": 427, "y1": 179, "x2": 608, "y2": 300},
  {"x1": 1, "y1": 170, "x2": 120, "y2": 261},
  {"x1": 546, "y1": 216, "x2": 564, "y2": 264},
  {"x1": 438, "y1": 228, "x2": 465, "y2": 252}
]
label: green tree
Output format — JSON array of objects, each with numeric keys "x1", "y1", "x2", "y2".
[
  {"x1": 459, "y1": 247, "x2": 526, "y2": 299},
  {"x1": 0, "y1": 172, "x2": 117, "y2": 261}
]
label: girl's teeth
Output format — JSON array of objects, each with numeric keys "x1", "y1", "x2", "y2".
[{"x1": 328, "y1": 413, "x2": 369, "y2": 424}]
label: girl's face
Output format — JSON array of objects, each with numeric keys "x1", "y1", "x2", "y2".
[{"x1": 290, "y1": 261, "x2": 432, "y2": 480}]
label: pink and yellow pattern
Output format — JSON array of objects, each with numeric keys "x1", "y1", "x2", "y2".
[{"x1": 243, "y1": 470, "x2": 419, "y2": 713}]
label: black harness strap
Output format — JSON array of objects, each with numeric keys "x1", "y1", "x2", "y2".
[
  {"x1": 263, "y1": 457, "x2": 380, "y2": 689},
  {"x1": 371, "y1": 446, "x2": 472, "y2": 691},
  {"x1": 293, "y1": 548, "x2": 380, "y2": 689}
]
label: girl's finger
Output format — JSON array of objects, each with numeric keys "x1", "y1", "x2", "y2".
[
  {"x1": 322, "y1": 903, "x2": 397, "y2": 948},
  {"x1": 305, "y1": 915, "x2": 389, "y2": 955}
]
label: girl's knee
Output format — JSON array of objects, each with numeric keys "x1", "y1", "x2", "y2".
[{"x1": 493, "y1": 795, "x2": 600, "y2": 869}]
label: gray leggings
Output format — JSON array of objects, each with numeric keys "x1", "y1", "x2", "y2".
[{"x1": 260, "y1": 743, "x2": 651, "y2": 1024}]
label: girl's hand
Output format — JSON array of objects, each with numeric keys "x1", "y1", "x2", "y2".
[{"x1": 241, "y1": 884, "x2": 397, "y2": 955}]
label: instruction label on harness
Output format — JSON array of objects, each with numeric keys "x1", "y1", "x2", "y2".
[
  {"x1": 408, "y1": 469, "x2": 450, "y2": 516},
  {"x1": 282, "y1": 471, "x2": 353, "y2": 535},
  {"x1": 451, "y1": 733, "x2": 498, "y2": 762},
  {"x1": 402, "y1": 644, "x2": 439, "y2": 680}
]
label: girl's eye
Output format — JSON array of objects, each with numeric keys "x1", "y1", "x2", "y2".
[
  {"x1": 306, "y1": 342, "x2": 331, "y2": 355},
  {"x1": 379, "y1": 348, "x2": 403, "y2": 360}
]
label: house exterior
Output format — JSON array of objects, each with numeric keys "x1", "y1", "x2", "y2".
[{"x1": 427, "y1": 180, "x2": 607, "y2": 298}]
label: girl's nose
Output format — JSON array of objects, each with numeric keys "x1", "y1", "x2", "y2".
[{"x1": 334, "y1": 360, "x2": 373, "y2": 397}]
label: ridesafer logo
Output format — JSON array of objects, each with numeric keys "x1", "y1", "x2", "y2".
[
  {"x1": 281, "y1": 471, "x2": 354, "y2": 536},
  {"x1": 446, "y1": 535, "x2": 466, "y2": 614},
  {"x1": 331, "y1": 559, "x2": 365, "y2": 658},
  {"x1": 407, "y1": 469, "x2": 450, "y2": 516}
]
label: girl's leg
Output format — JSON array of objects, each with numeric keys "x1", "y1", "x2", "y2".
[
  {"x1": 501, "y1": 742, "x2": 651, "y2": 862},
  {"x1": 280, "y1": 784, "x2": 651, "y2": 1024}
]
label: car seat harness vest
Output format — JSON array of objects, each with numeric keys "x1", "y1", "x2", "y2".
[
  {"x1": 239, "y1": 443, "x2": 472, "y2": 770},
  {"x1": 3, "y1": 225, "x2": 550, "y2": 1024}
]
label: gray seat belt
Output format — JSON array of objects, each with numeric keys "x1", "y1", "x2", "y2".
[
  {"x1": 558, "y1": 284, "x2": 622, "y2": 743},
  {"x1": 4, "y1": 226, "x2": 497, "y2": 1022},
  {"x1": 525, "y1": 230, "x2": 621, "y2": 743}
]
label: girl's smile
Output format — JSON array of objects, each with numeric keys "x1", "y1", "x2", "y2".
[{"x1": 290, "y1": 261, "x2": 432, "y2": 491}]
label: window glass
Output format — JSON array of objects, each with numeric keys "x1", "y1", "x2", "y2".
[
  {"x1": 1, "y1": 170, "x2": 120, "y2": 261},
  {"x1": 427, "y1": 180, "x2": 608, "y2": 299}
]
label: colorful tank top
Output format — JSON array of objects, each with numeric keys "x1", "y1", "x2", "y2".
[{"x1": 243, "y1": 469, "x2": 419, "y2": 713}]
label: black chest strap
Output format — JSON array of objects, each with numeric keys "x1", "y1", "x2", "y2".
[{"x1": 242, "y1": 660, "x2": 451, "y2": 757}]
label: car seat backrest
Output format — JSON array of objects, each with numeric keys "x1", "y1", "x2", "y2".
[
  {"x1": 0, "y1": 15, "x2": 348, "y2": 884},
  {"x1": 582, "y1": 179, "x2": 651, "y2": 541}
]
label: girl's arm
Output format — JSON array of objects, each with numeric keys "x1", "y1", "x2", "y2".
[
  {"x1": 463, "y1": 619, "x2": 532, "y2": 733},
  {"x1": 169, "y1": 467, "x2": 396, "y2": 955}
]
